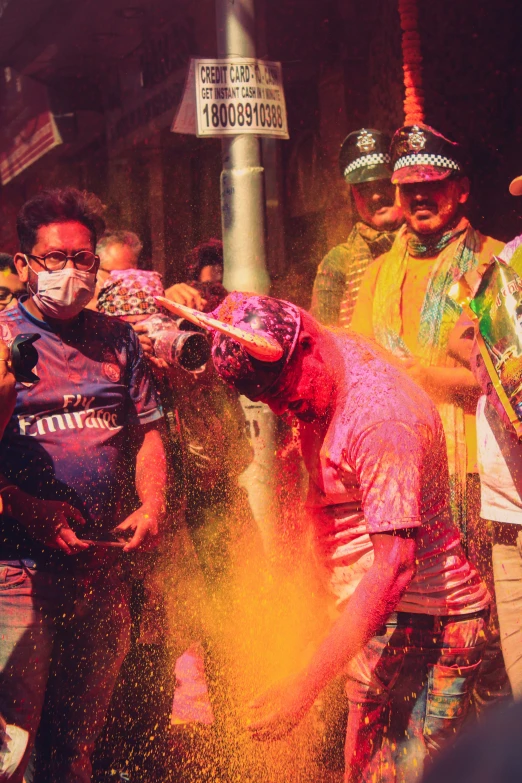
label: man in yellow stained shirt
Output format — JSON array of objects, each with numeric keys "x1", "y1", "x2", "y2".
[{"x1": 350, "y1": 123, "x2": 510, "y2": 713}]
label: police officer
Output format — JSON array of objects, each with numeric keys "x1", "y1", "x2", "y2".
[{"x1": 311, "y1": 128, "x2": 403, "y2": 328}]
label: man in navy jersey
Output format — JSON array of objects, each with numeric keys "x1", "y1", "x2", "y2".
[{"x1": 0, "y1": 188, "x2": 167, "y2": 783}]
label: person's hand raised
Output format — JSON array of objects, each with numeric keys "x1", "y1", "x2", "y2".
[{"x1": 164, "y1": 283, "x2": 207, "y2": 311}]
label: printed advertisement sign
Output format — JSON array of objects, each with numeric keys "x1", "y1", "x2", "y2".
[{"x1": 173, "y1": 58, "x2": 289, "y2": 139}]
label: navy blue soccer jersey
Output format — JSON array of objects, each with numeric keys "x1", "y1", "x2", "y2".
[{"x1": 0, "y1": 301, "x2": 163, "y2": 566}]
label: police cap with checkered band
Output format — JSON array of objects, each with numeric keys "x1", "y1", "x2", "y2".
[
  {"x1": 339, "y1": 129, "x2": 393, "y2": 185},
  {"x1": 390, "y1": 125, "x2": 467, "y2": 185}
]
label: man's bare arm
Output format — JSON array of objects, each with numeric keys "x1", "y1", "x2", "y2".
[
  {"x1": 115, "y1": 421, "x2": 168, "y2": 551},
  {"x1": 248, "y1": 530, "x2": 417, "y2": 740},
  {"x1": 401, "y1": 312, "x2": 479, "y2": 403}
]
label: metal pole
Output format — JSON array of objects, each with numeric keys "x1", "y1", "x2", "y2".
[
  {"x1": 215, "y1": 0, "x2": 270, "y2": 294},
  {"x1": 215, "y1": 0, "x2": 276, "y2": 550}
]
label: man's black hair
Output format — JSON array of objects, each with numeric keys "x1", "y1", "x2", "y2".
[
  {"x1": 0, "y1": 253, "x2": 16, "y2": 274},
  {"x1": 184, "y1": 238, "x2": 223, "y2": 281},
  {"x1": 17, "y1": 188, "x2": 106, "y2": 253}
]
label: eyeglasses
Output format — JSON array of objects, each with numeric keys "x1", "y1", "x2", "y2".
[{"x1": 26, "y1": 251, "x2": 99, "y2": 272}]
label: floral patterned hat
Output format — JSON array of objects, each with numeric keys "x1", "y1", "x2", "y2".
[
  {"x1": 97, "y1": 269, "x2": 164, "y2": 316},
  {"x1": 155, "y1": 291, "x2": 302, "y2": 398}
]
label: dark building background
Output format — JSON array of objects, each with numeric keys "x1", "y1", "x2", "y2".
[{"x1": 0, "y1": 0, "x2": 522, "y2": 307}]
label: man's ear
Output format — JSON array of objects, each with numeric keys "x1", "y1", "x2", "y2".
[
  {"x1": 457, "y1": 176, "x2": 471, "y2": 205},
  {"x1": 397, "y1": 185, "x2": 407, "y2": 209},
  {"x1": 13, "y1": 253, "x2": 29, "y2": 283},
  {"x1": 298, "y1": 332, "x2": 313, "y2": 352}
]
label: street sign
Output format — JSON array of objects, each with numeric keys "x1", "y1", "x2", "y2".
[
  {"x1": 0, "y1": 70, "x2": 62, "y2": 185},
  {"x1": 172, "y1": 57, "x2": 289, "y2": 139}
]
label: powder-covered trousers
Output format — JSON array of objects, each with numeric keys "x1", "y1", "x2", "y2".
[
  {"x1": 0, "y1": 563, "x2": 131, "y2": 783},
  {"x1": 491, "y1": 525, "x2": 522, "y2": 699},
  {"x1": 343, "y1": 611, "x2": 488, "y2": 783}
]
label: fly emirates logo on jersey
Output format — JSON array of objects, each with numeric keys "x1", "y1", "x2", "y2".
[{"x1": 17, "y1": 394, "x2": 123, "y2": 437}]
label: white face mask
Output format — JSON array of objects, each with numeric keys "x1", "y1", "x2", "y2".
[{"x1": 30, "y1": 267, "x2": 96, "y2": 320}]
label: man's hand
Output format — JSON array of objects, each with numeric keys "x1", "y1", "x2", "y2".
[
  {"x1": 0, "y1": 339, "x2": 16, "y2": 438},
  {"x1": 131, "y1": 323, "x2": 168, "y2": 370},
  {"x1": 114, "y1": 502, "x2": 163, "y2": 552},
  {"x1": 164, "y1": 283, "x2": 207, "y2": 311},
  {"x1": 22, "y1": 498, "x2": 89, "y2": 554},
  {"x1": 246, "y1": 531, "x2": 417, "y2": 744},
  {"x1": 399, "y1": 353, "x2": 479, "y2": 405},
  {"x1": 447, "y1": 311, "x2": 476, "y2": 367},
  {"x1": 399, "y1": 355, "x2": 427, "y2": 386},
  {"x1": 247, "y1": 673, "x2": 316, "y2": 741},
  {"x1": 3, "y1": 489, "x2": 90, "y2": 555}
]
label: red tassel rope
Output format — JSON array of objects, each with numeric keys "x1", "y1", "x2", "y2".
[{"x1": 398, "y1": 0, "x2": 425, "y2": 124}]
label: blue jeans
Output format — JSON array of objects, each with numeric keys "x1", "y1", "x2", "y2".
[
  {"x1": 343, "y1": 611, "x2": 488, "y2": 783},
  {"x1": 0, "y1": 563, "x2": 131, "y2": 783}
]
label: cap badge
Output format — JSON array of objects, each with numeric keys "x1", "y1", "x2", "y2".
[
  {"x1": 356, "y1": 130, "x2": 376, "y2": 154},
  {"x1": 408, "y1": 126, "x2": 426, "y2": 152}
]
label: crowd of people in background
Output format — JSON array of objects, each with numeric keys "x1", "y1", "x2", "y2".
[{"x1": 1, "y1": 120, "x2": 522, "y2": 783}]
